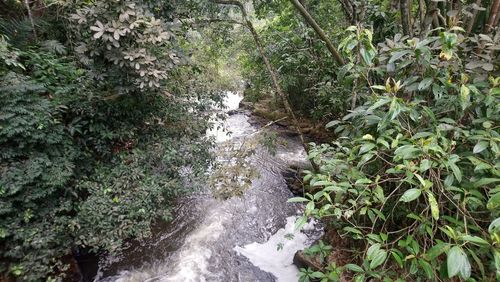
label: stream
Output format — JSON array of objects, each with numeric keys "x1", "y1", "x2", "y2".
[{"x1": 94, "y1": 92, "x2": 322, "y2": 282}]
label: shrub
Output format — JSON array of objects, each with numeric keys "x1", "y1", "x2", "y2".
[{"x1": 293, "y1": 27, "x2": 499, "y2": 281}]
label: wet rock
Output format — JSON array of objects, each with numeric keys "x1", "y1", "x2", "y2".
[
  {"x1": 239, "y1": 101, "x2": 254, "y2": 110},
  {"x1": 227, "y1": 109, "x2": 241, "y2": 115},
  {"x1": 293, "y1": 250, "x2": 323, "y2": 271}
]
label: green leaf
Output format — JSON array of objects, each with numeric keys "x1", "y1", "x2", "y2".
[
  {"x1": 345, "y1": 264, "x2": 364, "y2": 273},
  {"x1": 426, "y1": 191, "x2": 439, "y2": 220},
  {"x1": 295, "y1": 215, "x2": 308, "y2": 230},
  {"x1": 367, "y1": 243, "x2": 381, "y2": 259},
  {"x1": 447, "y1": 246, "x2": 471, "y2": 279},
  {"x1": 313, "y1": 180, "x2": 334, "y2": 187},
  {"x1": 425, "y1": 242, "x2": 450, "y2": 260},
  {"x1": 359, "y1": 143, "x2": 376, "y2": 154},
  {"x1": 473, "y1": 141, "x2": 488, "y2": 154},
  {"x1": 311, "y1": 272, "x2": 324, "y2": 278},
  {"x1": 448, "y1": 162, "x2": 462, "y2": 183},
  {"x1": 343, "y1": 226, "x2": 363, "y2": 235},
  {"x1": 487, "y1": 193, "x2": 500, "y2": 210},
  {"x1": 371, "y1": 85, "x2": 386, "y2": 91},
  {"x1": 288, "y1": 197, "x2": 309, "y2": 203},
  {"x1": 473, "y1": 178, "x2": 500, "y2": 188},
  {"x1": 325, "y1": 120, "x2": 341, "y2": 129},
  {"x1": 418, "y1": 259, "x2": 434, "y2": 279},
  {"x1": 489, "y1": 217, "x2": 500, "y2": 233},
  {"x1": 370, "y1": 249, "x2": 387, "y2": 269},
  {"x1": 399, "y1": 189, "x2": 422, "y2": 202},
  {"x1": 394, "y1": 145, "x2": 420, "y2": 159},
  {"x1": 360, "y1": 47, "x2": 374, "y2": 66},
  {"x1": 419, "y1": 159, "x2": 431, "y2": 172},
  {"x1": 418, "y1": 78, "x2": 433, "y2": 91},
  {"x1": 389, "y1": 50, "x2": 412, "y2": 64},
  {"x1": 468, "y1": 249, "x2": 486, "y2": 279},
  {"x1": 461, "y1": 235, "x2": 489, "y2": 246},
  {"x1": 391, "y1": 250, "x2": 404, "y2": 268},
  {"x1": 459, "y1": 85, "x2": 471, "y2": 110}
]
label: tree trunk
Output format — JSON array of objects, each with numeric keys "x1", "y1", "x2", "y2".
[
  {"x1": 484, "y1": 0, "x2": 500, "y2": 33},
  {"x1": 289, "y1": 0, "x2": 345, "y2": 65},
  {"x1": 336, "y1": 0, "x2": 355, "y2": 23},
  {"x1": 213, "y1": 0, "x2": 320, "y2": 172},
  {"x1": 400, "y1": 0, "x2": 411, "y2": 36},
  {"x1": 421, "y1": 0, "x2": 439, "y2": 36},
  {"x1": 467, "y1": 0, "x2": 482, "y2": 34},
  {"x1": 418, "y1": 0, "x2": 426, "y2": 33},
  {"x1": 23, "y1": 0, "x2": 38, "y2": 40}
]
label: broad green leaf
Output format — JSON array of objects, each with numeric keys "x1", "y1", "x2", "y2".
[
  {"x1": 394, "y1": 145, "x2": 420, "y2": 159},
  {"x1": 367, "y1": 243, "x2": 381, "y2": 259},
  {"x1": 418, "y1": 259, "x2": 434, "y2": 279},
  {"x1": 419, "y1": 159, "x2": 431, "y2": 172},
  {"x1": 345, "y1": 264, "x2": 364, "y2": 273},
  {"x1": 425, "y1": 242, "x2": 450, "y2": 260},
  {"x1": 313, "y1": 180, "x2": 334, "y2": 187},
  {"x1": 325, "y1": 120, "x2": 341, "y2": 129},
  {"x1": 389, "y1": 50, "x2": 412, "y2": 64},
  {"x1": 311, "y1": 272, "x2": 324, "y2": 278},
  {"x1": 426, "y1": 191, "x2": 439, "y2": 220},
  {"x1": 461, "y1": 235, "x2": 489, "y2": 246},
  {"x1": 473, "y1": 141, "x2": 488, "y2": 154},
  {"x1": 448, "y1": 162, "x2": 462, "y2": 183},
  {"x1": 368, "y1": 97, "x2": 391, "y2": 111},
  {"x1": 473, "y1": 178, "x2": 500, "y2": 188},
  {"x1": 359, "y1": 143, "x2": 376, "y2": 154},
  {"x1": 391, "y1": 250, "x2": 403, "y2": 268},
  {"x1": 418, "y1": 78, "x2": 433, "y2": 91},
  {"x1": 447, "y1": 246, "x2": 470, "y2": 279},
  {"x1": 343, "y1": 226, "x2": 362, "y2": 235},
  {"x1": 294, "y1": 215, "x2": 308, "y2": 230},
  {"x1": 360, "y1": 47, "x2": 374, "y2": 66},
  {"x1": 487, "y1": 193, "x2": 500, "y2": 210},
  {"x1": 400, "y1": 189, "x2": 422, "y2": 202},
  {"x1": 370, "y1": 249, "x2": 387, "y2": 269},
  {"x1": 489, "y1": 217, "x2": 500, "y2": 233}
]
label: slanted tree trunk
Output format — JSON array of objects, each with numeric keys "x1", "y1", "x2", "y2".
[
  {"x1": 213, "y1": 0, "x2": 320, "y2": 172},
  {"x1": 289, "y1": 0, "x2": 345, "y2": 66}
]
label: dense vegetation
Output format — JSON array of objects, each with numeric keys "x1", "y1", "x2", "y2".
[
  {"x1": 241, "y1": 0, "x2": 499, "y2": 281},
  {"x1": 1, "y1": 0, "x2": 498, "y2": 281},
  {"x1": 0, "y1": 1, "x2": 231, "y2": 280}
]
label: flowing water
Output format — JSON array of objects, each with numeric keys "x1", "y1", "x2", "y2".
[{"x1": 94, "y1": 92, "x2": 322, "y2": 282}]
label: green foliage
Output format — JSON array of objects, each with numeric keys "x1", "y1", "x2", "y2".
[
  {"x1": 304, "y1": 240, "x2": 332, "y2": 263},
  {"x1": 240, "y1": 0, "x2": 350, "y2": 120},
  {"x1": 292, "y1": 25, "x2": 499, "y2": 281},
  {"x1": 0, "y1": 1, "x2": 223, "y2": 280},
  {"x1": 69, "y1": 0, "x2": 180, "y2": 91}
]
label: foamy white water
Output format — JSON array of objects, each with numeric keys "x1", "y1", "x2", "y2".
[
  {"x1": 234, "y1": 216, "x2": 317, "y2": 282},
  {"x1": 96, "y1": 91, "x2": 322, "y2": 282}
]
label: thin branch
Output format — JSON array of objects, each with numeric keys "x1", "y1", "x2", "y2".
[{"x1": 289, "y1": 0, "x2": 345, "y2": 66}]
